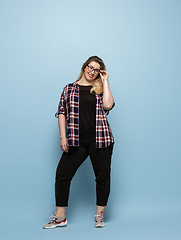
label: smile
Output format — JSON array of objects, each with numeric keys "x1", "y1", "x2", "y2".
[{"x1": 88, "y1": 73, "x2": 94, "y2": 78}]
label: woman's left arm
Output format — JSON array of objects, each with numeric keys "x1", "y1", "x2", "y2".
[{"x1": 100, "y1": 70, "x2": 114, "y2": 110}]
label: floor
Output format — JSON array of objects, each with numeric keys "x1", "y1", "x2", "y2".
[{"x1": 1, "y1": 207, "x2": 180, "y2": 240}]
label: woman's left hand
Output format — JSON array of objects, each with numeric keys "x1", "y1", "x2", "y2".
[{"x1": 100, "y1": 70, "x2": 109, "y2": 83}]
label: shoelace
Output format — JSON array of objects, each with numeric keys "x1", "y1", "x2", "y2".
[
  {"x1": 95, "y1": 213, "x2": 103, "y2": 222},
  {"x1": 48, "y1": 212, "x2": 57, "y2": 224}
]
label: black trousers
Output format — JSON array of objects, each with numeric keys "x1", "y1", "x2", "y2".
[{"x1": 55, "y1": 133, "x2": 114, "y2": 207}]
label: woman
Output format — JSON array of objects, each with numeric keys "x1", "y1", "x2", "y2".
[{"x1": 43, "y1": 56, "x2": 115, "y2": 229}]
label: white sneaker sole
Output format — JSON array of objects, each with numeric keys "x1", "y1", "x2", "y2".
[
  {"x1": 94, "y1": 223, "x2": 105, "y2": 228},
  {"x1": 43, "y1": 220, "x2": 68, "y2": 229}
]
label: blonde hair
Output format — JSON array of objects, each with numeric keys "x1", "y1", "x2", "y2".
[{"x1": 78, "y1": 56, "x2": 106, "y2": 94}]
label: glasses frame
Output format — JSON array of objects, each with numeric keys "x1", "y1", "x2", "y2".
[{"x1": 87, "y1": 65, "x2": 100, "y2": 75}]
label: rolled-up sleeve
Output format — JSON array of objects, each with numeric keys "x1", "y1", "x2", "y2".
[{"x1": 55, "y1": 89, "x2": 66, "y2": 118}]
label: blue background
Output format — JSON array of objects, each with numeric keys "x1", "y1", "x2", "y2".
[{"x1": 0, "y1": 0, "x2": 181, "y2": 239}]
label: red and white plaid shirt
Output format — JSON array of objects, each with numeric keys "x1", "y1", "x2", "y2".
[{"x1": 55, "y1": 80, "x2": 114, "y2": 148}]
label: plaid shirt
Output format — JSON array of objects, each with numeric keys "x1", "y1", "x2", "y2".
[{"x1": 55, "y1": 80, "x2": 114, "y2": 148}]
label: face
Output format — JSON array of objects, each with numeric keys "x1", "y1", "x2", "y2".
[{"x1": 84, "y1": 61, "x2": 101, "y2": 82}]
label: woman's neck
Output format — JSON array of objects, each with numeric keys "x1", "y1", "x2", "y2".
[{"x1": 78, "y1": 76, "x2": 93, "y2": 86}]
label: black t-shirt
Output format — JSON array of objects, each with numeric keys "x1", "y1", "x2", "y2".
[{"x1": 78, "y1": 85, "x2": 96, "y2": 135}]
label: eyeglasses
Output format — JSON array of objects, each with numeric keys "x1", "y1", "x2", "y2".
[{"x1": 87, "y1": 65, "x2": 100, "y2": 74}]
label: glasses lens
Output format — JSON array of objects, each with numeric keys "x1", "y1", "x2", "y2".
[{"x1": 88, "y1": 65, "x2": 93, "y2": 72}]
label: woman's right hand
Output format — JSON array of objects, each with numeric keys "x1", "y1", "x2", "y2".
[{"x1": 60, "y1": 137, "x2": 69, "y2": 153}]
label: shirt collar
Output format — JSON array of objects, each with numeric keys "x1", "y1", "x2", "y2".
[{"x1": 73, "y1": 80, "x2": 79, "y2": 87}]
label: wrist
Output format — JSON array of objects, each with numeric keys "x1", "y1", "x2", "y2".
[
  {"x1": 102, "y1": 78, "x2": 109, "y2": 85},
  {"x1": 60, "y1": 135, "x2": 66, "y2": 140}
]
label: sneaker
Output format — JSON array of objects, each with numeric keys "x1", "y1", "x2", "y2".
[
  {"x1": 94, "y1": 212, "x2": 105, "y2": 228},
  {"x1": 43, "y1": 212, "x2": 67, "y2": 229}
]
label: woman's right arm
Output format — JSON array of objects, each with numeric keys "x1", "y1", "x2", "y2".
[{"x1": 58, "y1": 114, "x2": 69, "y2": 153}]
